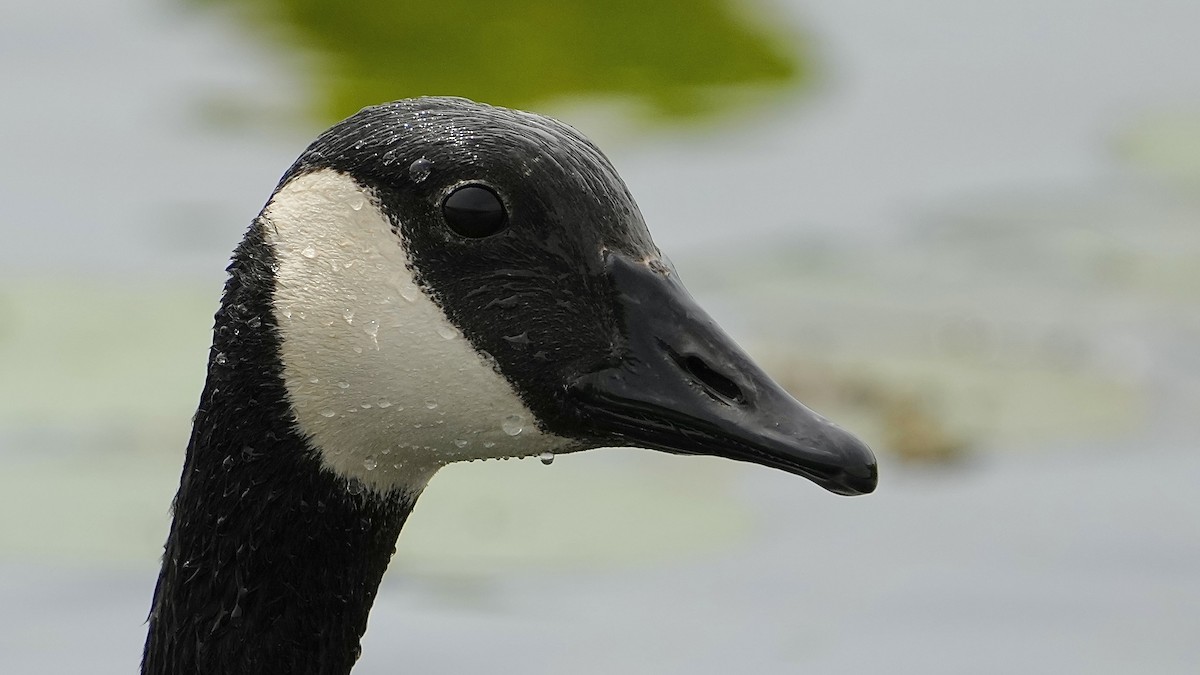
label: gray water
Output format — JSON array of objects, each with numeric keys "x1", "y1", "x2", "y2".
[{"x1": 2, "y1": 0, "x2": 1198, "y2": 673}]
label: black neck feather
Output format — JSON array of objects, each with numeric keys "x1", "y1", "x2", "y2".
[{"x1": 142, "y1": 221, "x2": 416, "y2": 675}]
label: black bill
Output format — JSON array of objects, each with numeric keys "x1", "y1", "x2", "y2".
[{"x1": 568, "y1": 253, "x2": 877, "y2": 496}]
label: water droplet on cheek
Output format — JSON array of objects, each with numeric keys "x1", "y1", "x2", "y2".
[
  {"x1": 398, "y1": 281, "x2": 418, "y2": 303},
  {"x1": 319, "y1": 409, "x2": 336, "y2": 418},
  {"x1": 301, "y1": 245, "x2": 317, "y2": 259},
  {"x1": 349, "y1": 194, "x2": 365, "y2": 211},
  {"x1": 502, "y1": 415, "x2": 524, "y2": 436},
  {"x1": 343, "y1": 309, "x2": 355, "y2": 324},
  {"x1": 436, "y1": 325, "x2": 459, "y2": 340},
  {"x1": 363, "y1": 456, "x2": 378, "y2": 471}
]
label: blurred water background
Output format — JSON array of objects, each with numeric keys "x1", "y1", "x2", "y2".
[{"x1": 2, "y1": 0, "x2": 1198, "y2": 672}]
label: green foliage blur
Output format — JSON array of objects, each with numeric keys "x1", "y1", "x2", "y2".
[{"x1": 205, "y1": 0, "x2": 807, "y2": 122}]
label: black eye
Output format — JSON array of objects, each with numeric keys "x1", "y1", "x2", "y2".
[{"x1": 441, "y1": 184, "x2": 507, "y2": 238}]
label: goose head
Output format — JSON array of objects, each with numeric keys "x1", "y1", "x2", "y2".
[
  {"x1": 143, "y1": 96, "x2": 877, "y2": 675},
  {"x1": 261, "y1": 96, "x2": 876, "y2": 497}
]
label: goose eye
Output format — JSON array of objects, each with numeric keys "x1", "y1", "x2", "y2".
[{"x1": 442, "y1": 184, "x2": 507, "y2": 238}]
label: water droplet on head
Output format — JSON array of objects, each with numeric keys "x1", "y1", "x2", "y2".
[
  {"x1": 539, "y1": 451, "x2": 555, "y2": 466},
  {"x1": 301, "y1": 245, "x2": 317, "y2": 259},
  {"x1": 349, "y1": 194, "x2": 365, "y2": 211},
  {"x1": 424, "y1": 399, "x2": 438, "y2": 410},
  {"x1": 377, "y1": 399, "x2": 392, "y2": 408},
  {"x1": 308, "y1": 376, "x2": 320, "y2": 384},
  {"x1": 454, "y1": 439, "x2": 469, "y2": 448},
  {"x1": 347, "y1": 481, "x2": 363, "y2": 496},
  {"x1": 409, "y1": 157, "x2": 433, "y2": 183},
  {"x1": 435, "y1": 325, "x2": 459, "y2": 340},
  {"x1": 337, "y1": 381, "x2": 350, "y2": 389},
  {"x1": 483, "y1": 441, "x2": 496, "y2": 449},
  {"x1": 503, "y1": 332, "x2": 531, "y2": 347},
  {"x1": 398, "y1": 280, "x2": 419, "y2": 303},
  {"x1": 363, "y1": 456, "x2": 378, "y2": 471},
  {"x1": 502, "y1": 415, "x2": 524, "y2": 436},
  {"x1": 364, "y1": 319, "x2": 380, "y2": 348},
  {"x1": 319, "y1": 409, "x2": 336, "y2": 418},
  {"x1": 343, "y1": 308, "x2": 355, "y2": 324},
  {"x1": 214, "y1": 352, "x2": 228, "y2": 366}
]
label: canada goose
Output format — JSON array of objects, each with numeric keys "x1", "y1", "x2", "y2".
[{"x1": 141, "y1": 96, "x2": 877, "y2": 674}]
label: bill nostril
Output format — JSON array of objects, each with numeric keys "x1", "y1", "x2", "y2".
[{"x1": 679, "y1": 354, "x2": 745, "y2": 404}]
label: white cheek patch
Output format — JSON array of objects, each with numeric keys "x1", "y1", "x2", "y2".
[{"x1": 264, "y1": 169, "x2": 570, "y2": 493}]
